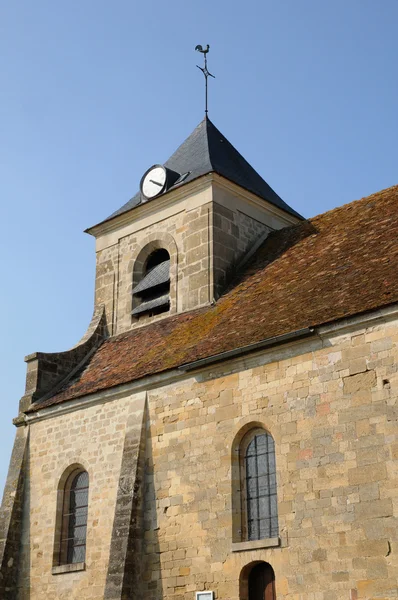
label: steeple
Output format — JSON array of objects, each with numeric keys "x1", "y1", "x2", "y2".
[
  {"x1": 88, "y1": 119, "x2": 302, "y2": 336},
  {"x1": 100, "y1": 118, "x2": 302, "y2": 226}
]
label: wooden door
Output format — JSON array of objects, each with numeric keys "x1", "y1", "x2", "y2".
[{"x1": 248, "y1": 563, "x2": 275, "y2": 600}]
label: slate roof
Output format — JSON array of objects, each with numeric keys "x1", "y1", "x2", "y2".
[
  {"x1": 29, "y1": 185, "x2": 398, "y2": 412},
  {"x1": 100, "y1": 118, "x2": 302, "y2": 225}
]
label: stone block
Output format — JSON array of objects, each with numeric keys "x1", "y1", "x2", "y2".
[
  {"x1": 343, "y1": 370, "x2": 376, "y2": 394},
  {"x1": 348, "y1": 463, "x2": 387, "y2": 485},
  {"x1": 354, "y1": 498, "x2": 393, "y2": 519}
]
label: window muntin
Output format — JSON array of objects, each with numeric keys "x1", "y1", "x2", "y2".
[
  {"x1": 60, "y1": 470, "x2": 89, "y2": 564},
  {"x1": 245, "y1": 432, "x2": 278, "y2": 540}
]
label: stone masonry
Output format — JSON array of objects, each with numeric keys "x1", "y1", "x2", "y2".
[
  {"x1": 93, "y1": 177, "x2": 288, "y2": 336},
  {"x1": 3, "y1": 117, "x2": 397, "y2": 600},
  {"x1": 11, "y1": 313, "x2": 398, "y2": 599}
]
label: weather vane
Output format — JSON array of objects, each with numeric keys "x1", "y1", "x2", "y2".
[{"x1": 195, "y1": 44, "x2": 215, "y2": 116}]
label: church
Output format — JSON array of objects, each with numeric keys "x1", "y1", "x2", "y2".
[{"x1": 0, "y1": 115, "x2": 397, "y2": 600}]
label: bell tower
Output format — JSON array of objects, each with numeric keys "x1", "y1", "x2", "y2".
[{"x1": 86, "y1": 118, "x2": 302, "y2": 335}]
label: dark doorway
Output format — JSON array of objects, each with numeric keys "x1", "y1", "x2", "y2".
[{"x1": 248, "y1": 563, "x2": 275, "y2": 600}]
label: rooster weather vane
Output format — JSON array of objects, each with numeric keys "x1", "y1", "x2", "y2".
[{"x1": 195, "y1": 44, "x2": 215, "y2": 116}]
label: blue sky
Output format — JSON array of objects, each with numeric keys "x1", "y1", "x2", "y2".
[{"x1": 0, "y1": 0, "x2": 397, "y2": 494}]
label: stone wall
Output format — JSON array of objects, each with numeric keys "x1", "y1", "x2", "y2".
[
  {"x1": 213, "y1": 203, "x2": 271, "y2": 296},
  {"x1": 0, "y1": 426, "x2": 29, "y2": 599},
  {"x1": 141, "y1": 318, "x2": 398, "y2": 600},
  {"x1": 95, "y1": 202, "x2": 213, "y2": 334},
  {"x1": 14, "y1": 316, "x2": 398, "y2": 599},
  {"x1": 95, "y1": 198, "x2": 272, "y2": 335},
  {"x1": 16, "y1": 395, "x2": 142, "y2": 599}
]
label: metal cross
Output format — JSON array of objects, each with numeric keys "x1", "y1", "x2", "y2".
[{"x1": 195, "y1": 44, "x2": 215, "y2": 116}]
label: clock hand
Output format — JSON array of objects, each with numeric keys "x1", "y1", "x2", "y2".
[{"x1": 150, "y1": 179, "x2": 163, "y2": 187}]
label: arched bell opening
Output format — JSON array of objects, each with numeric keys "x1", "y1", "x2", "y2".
[
  {"x1": 240, "y1": 561, "x2": 276, "y2": 600},
  {"x1": 132, "y1": 247, "x2": 171, "y2": 317}
]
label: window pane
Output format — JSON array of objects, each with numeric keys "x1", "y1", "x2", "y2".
[
  {"x1": 259, "y1": 496, "x2": 270, "y2": 518},
  {"x1": 246, "y1": 456, "x2": 257, "y2": 477},
  {"x1": 73, "y1": 525, "x2": 87, "y2": 543},
  {"x1": 70, "y1": 544, "x2": 86, "y2": 564},
  {"x1": 72, "y1": 471, "x2": 89, "y2": 490},
  {"x1": 62, "y1": 470, "x2": 89, "y2": 565},
  {"x1": 257, "y1": 453, "x2": 268, "y2": 476},
  {"x1": 270, "y1": 518, "x2": 279, "y2": 538},
  {"x1": 73, "y1": 508, "x2": 88, "y2": 527},
  {"x1": 268, "y1": 450, "x2": 276, "y2": 469},
  {"x1": 248, "y1": 498, "x2": 258, "y2": 520},
  {"x1": 72, "y1": 490, "x2": 89, "y2": 508},
  {"x1": 256, "y1": 434, "x2": 267, "y2": 449},
  {"x1": 246, "y1": 439, "x2": 256, "y2": 457},
  {"x1": 268, "y1": 475, "x2": 277, "y2": 494},
  {"x1": 270, "y1": 494, "x2": 278, "y2": 516},
  {"x1": 248, "y1": 519, "x2": 259, "y2": 541},
  {"x1": 257, "y1": 475, "x2": 268, "y2": 495},
  {"x1": 245, "y1": 433, "x2": 278, "y2": 541},
  {"x1": 259, "y1": 518, "x2": 271, "y2": 538},
  {"x1": 248, "y1": 478, "x2": 258, "y2": 494}
]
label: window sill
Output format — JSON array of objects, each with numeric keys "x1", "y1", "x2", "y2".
[
  {"x1": 231, "y1": 538, "x2": 280, "y2": 552},
  {"x1": 52, "y1": 562, "x2": 86, "y2": 575}
]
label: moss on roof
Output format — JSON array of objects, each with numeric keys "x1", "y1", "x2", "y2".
[{"x1": 30, "y1": 185, "x2": 398, "y2": 412}]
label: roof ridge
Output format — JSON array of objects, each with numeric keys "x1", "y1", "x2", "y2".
[
  {"x1": 204, "y1": 116, "x2": 213, "y2": 171},
  {"x1": 308, "y1": 184, "x2": 398, "y2": 223}
]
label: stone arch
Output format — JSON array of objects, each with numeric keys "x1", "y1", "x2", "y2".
[
  {"x1": 231, "y1": 420, "x2": 273, "y2": 452},
  {"x1": 240, "y1": 561, "x2": 276, "y2": 600},
  {"x1": 131, "y1": 232, "x2": 178, "y2": 317},
  {"x1": 231, "y1": 421, "x2": 276, "y2": 543},
  {"x1": 56, "y1": 461, "x2": 90, "y2": 491}
]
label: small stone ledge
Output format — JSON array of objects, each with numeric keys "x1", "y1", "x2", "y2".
[
  {"x1": 52, "y1": 562, "x2": 85, "y2": 575},
  {"x1": 231, "y1": 537, "x2": 280, "y2": 552},
  {"x1": 12, "y1": 414, "x2": 27, "y2": 428}
]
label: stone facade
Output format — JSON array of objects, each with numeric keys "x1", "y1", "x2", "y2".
[
  {"x1": 9, "y1": 311, "x2": 398, "y2": 599},
  {"x1": 3, "y1": 117, "x2": 397, "y2": 600}
]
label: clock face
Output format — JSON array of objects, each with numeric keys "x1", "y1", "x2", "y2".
[{"x1": 140, "y1": 165, "x2": 167, "y2": 200}]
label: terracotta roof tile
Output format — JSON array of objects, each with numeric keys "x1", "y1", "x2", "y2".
[{"x1": 30, "y1": 185, "x2": 398, "y2": 411}]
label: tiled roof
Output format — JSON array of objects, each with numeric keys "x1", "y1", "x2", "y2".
[
  {"x1": 98, "y1": 118, "x2": 302, "y2": 226},
  {"x1": 30, "y1": 185, "x2": 398, "y2": 411}
]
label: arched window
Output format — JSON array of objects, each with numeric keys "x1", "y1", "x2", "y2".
[
  {"x1": 242, "y1": 430, "x2": 278, "y2": 541},
  {"x1": 132, "y1": 248, "x2": 170, "y2": 317},
  {"x1": 59, "y1": 470, "x2": 89, "y2": 564}
]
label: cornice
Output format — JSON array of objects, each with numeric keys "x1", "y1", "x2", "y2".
[
  {"x1": 86, "y1": 172, "x2": 301, "y2": 239},
  {"x1": 86, "y1": 175, "x2": 214, "y2": 238}
]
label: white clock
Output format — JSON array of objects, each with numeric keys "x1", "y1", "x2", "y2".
[{"x1": 140, "y1": 165, "x2": 168, "y2": 200}]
